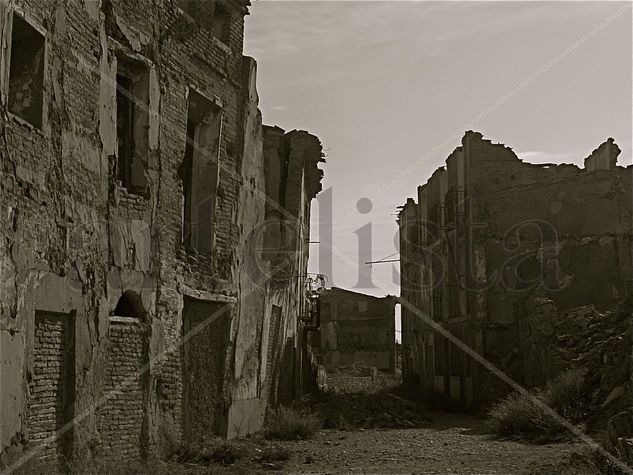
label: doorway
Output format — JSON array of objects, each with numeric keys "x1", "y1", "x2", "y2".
[{"x1": 182, "y1": 297, "x2": 230, "y2": 440}]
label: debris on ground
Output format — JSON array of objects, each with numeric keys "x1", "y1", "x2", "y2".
[
  {"x1": 328, "y1": 363, "x2": 377, "y2": 377},
  {"x1": 322, "y1": 363, "x2": 402, "y2": 394},
  {"x1": 551, "y1": 303, "x2": 631, "y2": 427},
  {"x1": 298, "y1": 387, "x2": 433, "y2": 430},
  {"x1": 172, "y1": 441, "x2": 247, "y2": 466}
]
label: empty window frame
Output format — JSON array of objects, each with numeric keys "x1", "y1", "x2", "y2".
[
  {"x1": 181, "y1": 89, "x2": 222, "y2": 253},
  {"x1": 212, "y1": 3, "x2": 231, "y2": 45},
  {"x1": 8, "y1": 13, "x2": 45, "y2": 128},
  {"x1": 115, "y1": 58, "x2": 149, "y2": 195}
]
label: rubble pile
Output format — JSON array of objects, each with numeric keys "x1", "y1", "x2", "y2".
[
  {"x1": 329, "y1": 363, "x2": 376, "y2": 377},
  {"x1": 302, "y1": 389, "x2": 432, "y2": 430},
  {"x1": 552, "y1": 303, "x2": 631, "y2": 425},
  {"x1": 322, "y1": 363, "x2": 402, "y2": 395}
]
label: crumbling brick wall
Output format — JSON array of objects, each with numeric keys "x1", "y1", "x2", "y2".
[
  {"x1": 399, "y1": 131, "x2": 632, "y2": 407},
  {"x1": 317, "y1": 288, "x2": 397, "y2": 373},
  {"x1": 257, "y1": 127, "x2": 325, "y2": 410},
  {"x1": 0, "y1": 0, "x2": 324, "y2": 467},
  {"x1": 97, "y1": 319, "x2": 148, "y2": 461},
  {"x1": 27, "y1": 314, "x2": 73, "y2": 469},
  {"x1": 181, "y1": 298, "x2": 230, "y2": 441}
]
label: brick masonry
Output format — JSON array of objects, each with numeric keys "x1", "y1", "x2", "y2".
[
  {"x1": 27, "y1": 314, "x2": 73, "y2": 468},
  {"x1": 97, "y1": 320, "x2": 147, "y2": 461},
  {"x1": 263, "y1": 305, "x2": 282, "y2": 404},
  {"x1": 0, "y1": 0, "x2": 325, "y2": 466},
  {"x1": 398, "y1": 131, "x2": 632, "y2": 407},
  {"x1": 315, "y1": 288, "x2": 398, "y2": 372},
  {"x1": 181, "y1": 299, "x2": 229, "y2": 441}
]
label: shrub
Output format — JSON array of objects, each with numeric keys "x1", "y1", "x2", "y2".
[
  {"x1": 172, "y1": 441, "x2": 246, "y2": 466},
  {"x1": 487, "y1": 368, "x2": 587, "y2": 441},
  {"x1": 209, "y1": 443, "x2": 246, "y2": 465},
  {"x1": 264, "y1": 406, "x2": 321, "y2": 440}
]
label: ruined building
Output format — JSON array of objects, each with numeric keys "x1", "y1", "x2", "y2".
[
  {"x1": 314, "y1": 288, "x2": 397, "y2": 372},
  {"x1": 0, "y1": 0, "x2": 325, "y2": 468},
  {"x1": 398, "y1": 131, "x2": 631, "y2": 407}
]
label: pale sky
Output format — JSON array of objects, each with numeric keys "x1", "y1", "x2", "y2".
[{"x1": 244, "y1": 1, "x2": 632, "y2": 338}]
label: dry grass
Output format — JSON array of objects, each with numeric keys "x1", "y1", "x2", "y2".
[
  {"x1": 560, "y1": 436, "x2": 633, "y2": 475},
  {"x1": 264, "y1": 406, "x2": 321, "y2": 440},
  {"x1": 487, "y1": 368, "x2": 588, "y2": 441},
  {"x1": 172, "y1": 441, "x2": 247, "y2": 466}
]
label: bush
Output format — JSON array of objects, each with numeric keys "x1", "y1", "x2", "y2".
[
  {"x1": 487, "y1": 368, "x2": 587, "y2": 441},
  {"x1": 264, "y1": 406, "x2": 321, "y2": 440},
  {"x1": 209, "y1": 443, "x2": 246, "y2": 465}
]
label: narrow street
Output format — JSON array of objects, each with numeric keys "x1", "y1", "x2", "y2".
[
  {"x1": 277, "y1": 415, "x2": 582, "y2": 474},
  {"x1": 152, "y1": 413, "x2": 584, "y2": 475},
  {"x1": 0, "y1": 2, "x2": 630, "y2": 474}
]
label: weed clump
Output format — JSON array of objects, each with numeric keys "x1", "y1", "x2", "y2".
[
  {"x1": 487, "y1": 368, "x2": 587, "y2": 441},
  {"x1": 264, "y1": 406, "x2": 321, "y2": 440}
]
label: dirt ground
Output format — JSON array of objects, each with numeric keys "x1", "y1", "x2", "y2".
[
  {"x1": 277, "y1": 415, "x2": 584, "y2": 474},
  {"x1": 140, "y1": 413, "x2": 590, "y2": 475}
]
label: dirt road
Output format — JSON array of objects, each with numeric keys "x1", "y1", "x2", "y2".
[
  {"x1": 275, "y1": 413, "x2": 584, "y2": 474},
  {"x1": 158, "y1": 413, "x2": 588, "y2": 475}
]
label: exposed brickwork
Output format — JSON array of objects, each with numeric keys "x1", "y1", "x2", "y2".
[
  {"x1": 0, "y1": 0, "x2": 325, "y2": 465},
  {"x1": 97, "y1": 320, "x2": 147, "y2": 461},
  {"x1": 316, "y1": 288, "x2": 397, "y2": 372},
  {"x1": 399, "y1": 131, "x2": 632, "y2": 408},
  {"x1": 27, "y1": 314, "x2": 72, "y2": 468},
  {"x1": 326, "y1": 374, "x2": 401, "y2": 395},
  {"x1": 263, "y1": 305, "x2": 282, "y2": 404},
  {"x1": 181, "y1": 299, "x2": 229, "y2": 441}
]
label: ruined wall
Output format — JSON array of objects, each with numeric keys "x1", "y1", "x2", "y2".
[
  {"x1": 399, "y1": 198, "x2": 429, "y2": 386},
  {"x1": 0, "y1": 0, "x2": 324, "y2": 467},
  {"x1": 399, "y1": 131, "x2": 632, "y2": 407},
  {"x1": 259, "y1": 127, "x2": 325, "y2": 410},
  {"x1": 27, "y1": 313, "x2": 74, "y2": 470},
  {"x1": 468, "y1": 132, "x2": 631, "y2": 403},
  {"x1": 97, "y1": 319, "x2": 148, "y2": 461},
  {"x1": 317, "y1": 288, "x2": 397, "y2": 372}
]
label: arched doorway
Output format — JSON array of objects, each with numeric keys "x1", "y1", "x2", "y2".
[
  {"x1": 98, "y1": 291, "x2": 149, "y2": 461},
  {"x1": 113, "y1": 290, "x2": 146, "y2": 319}
]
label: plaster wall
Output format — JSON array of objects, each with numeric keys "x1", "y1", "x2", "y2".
[{"x1": 0, "y1": 0, "x2": 324, "y2": 467}]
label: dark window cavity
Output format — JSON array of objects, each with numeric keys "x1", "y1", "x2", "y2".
[
  {"x1": 8, "y1": 14, "x2": 45, "y2": 128},
  {"x1": 181, "y1": 89, "x2": 222, "y2": 253},
  {"x1": 115, "y1": 59, "x2": 150, "y2": 195},
  {"x1": 212, "y1": 4, "x2": 231, "y2": 45}
]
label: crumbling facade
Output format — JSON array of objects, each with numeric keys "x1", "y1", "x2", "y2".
[
  {"x1": 0, "y1": 0, "x2": 324, "y2": 468},
  {"x1": 399, "y1": 131, "x2": 631, "y2": 407},
  {"x1": 314, "y1": 288, "x2": 397, "y2": 372}
]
